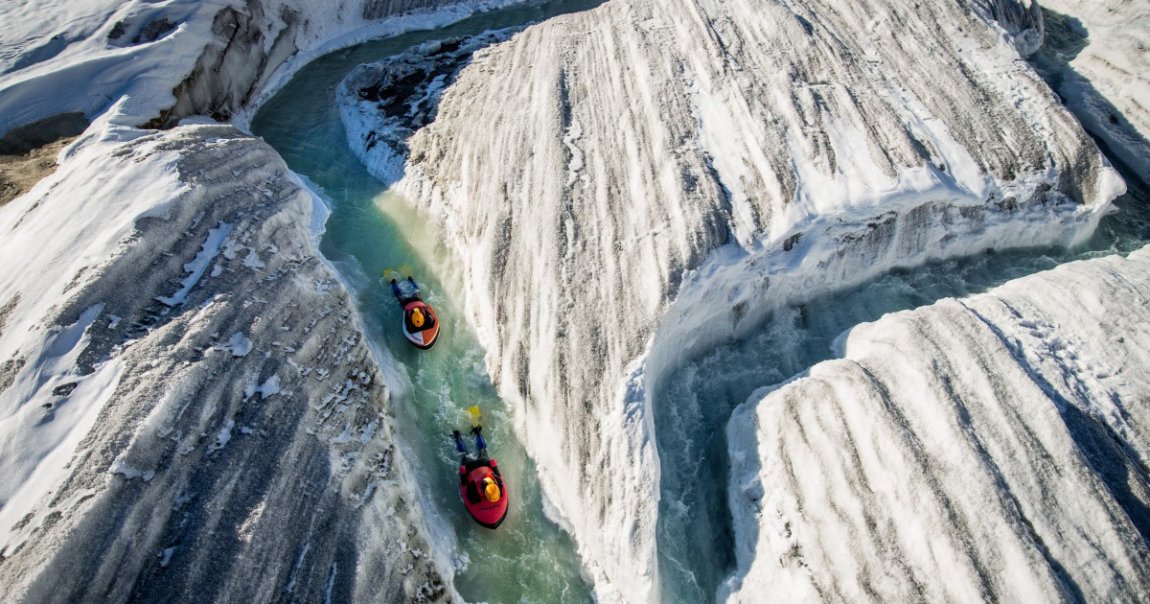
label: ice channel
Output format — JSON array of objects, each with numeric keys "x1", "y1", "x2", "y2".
[
  {"x1": 252, "y1": 0, "x2": 1149, "y2": 601},
  {"x1": 251, "y1": 2, "x2": 607, "y2": 602}
]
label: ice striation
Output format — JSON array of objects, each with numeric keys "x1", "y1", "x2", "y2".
[
  {"x1": 0, "y1": 115, "x2": 449, "y2": 602},
  {"x1": 350, "y1": 0, "x2": 1130, "y2": 600},
  {"x1": 726, "y1": 245, "x2": 1150, "y2": 601}
]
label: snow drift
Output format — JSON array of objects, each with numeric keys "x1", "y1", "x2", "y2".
[
  {"x1": 0, "y1": 112, "x2": 448, "y2": 602},
  {"x1": 725, "y1": 244, "x2": 1150, "y2": 601},
  {"x1": 340, "y1": 0, "x2": 1130, "y2": 599}
]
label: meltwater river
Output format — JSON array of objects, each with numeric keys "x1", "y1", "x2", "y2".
[
  {"x1": 252, "y1": 2, "x2": 605, "y2": 603},
  {"x1": 252, "y1": 1, "x2": 1149, "y2": 601}
]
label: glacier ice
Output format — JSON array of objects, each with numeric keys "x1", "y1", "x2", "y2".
[
  {"x1": 2, "y1": 0, "x2": 1148, "y2": 600},
  {"x1": 361, "y1": 0, "x2": 1129, "y2": 599},
  {"x1": 0, "y1": 115, "x2": 448, "y2": 601},
  {"x1": 1032, "y1": 0, "x2": 1150, "y2": 181},
  {"x1": 726, "y1": 244, "x2": 1150, "y2": 601}
]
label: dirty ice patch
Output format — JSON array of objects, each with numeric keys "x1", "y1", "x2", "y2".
[
  {"x1": 221, "y1": 332, "x2": 253, "y2": 357},
  {"x1": 156, "y1": 222, "x2": 235, "y2": 306}
]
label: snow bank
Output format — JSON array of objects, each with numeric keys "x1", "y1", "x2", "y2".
[
  {"x1": 381, "y1": 0, "x2": 1123, "y2": 600},
  {"x1": 725, "y1": 244, "x2": 1150, "y2": 601},
  {"x1": 0, "y1": 112, "x2": 447, "y2": 602}
]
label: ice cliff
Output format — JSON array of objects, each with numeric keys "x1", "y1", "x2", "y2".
[
  {"x1": 0, "y1": 113, "x2": 449, "y2": 602},
  {"x1": 353, "y1": 0, "x2": 1131, "y2": 600},
  {"x1": 0, "y1": 0, "x2": 519, "y2": 137},
  {"x1": 726, "y1": 245, "x2": 1150, "y2": 601}
]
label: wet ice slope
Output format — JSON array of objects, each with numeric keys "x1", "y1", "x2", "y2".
[
  {"x1": 363, "y1": 0, "x2": 1125, "y2": 599},
  {"x1": 726, "y1": 245, "x2": 1150, "y2": 601},
  {"x1": 0, "y1": 115, "x2": 446, "y2": 601}
]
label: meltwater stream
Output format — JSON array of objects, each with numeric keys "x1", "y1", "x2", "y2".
[
  {"x1": 654, "y1": 8, "x2": 1150, "y2": 597},
  {"x1": 251, "y1": 2, "x2": 603, "y2": 602}
]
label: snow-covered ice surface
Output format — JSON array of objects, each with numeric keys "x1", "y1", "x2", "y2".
[
  {"x1": 354, "y1": 0, "x2": 1129, "y2": 600},
  {"x1": 717, "y1": 4, "x2": 1150, "y2": 601},
  {"x1": 726, "y1": 245, "x2": 1150, "y2": 601},
  {"x1": 253, "y1": 5, "x2": 609, "y2": 601},
  {"x1": 0, "y1": 115, "x2": 448, "y2": 601},
  {"x1": 1031, "y1": 0, "x2": 1150, "y2": 179},
  {"x1": 0, "y1": 0, "x2": 588, "y2": 602}
]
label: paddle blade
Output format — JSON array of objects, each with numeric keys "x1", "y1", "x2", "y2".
[{"x1": 467, "y1": 406, "x2": 482, "y2": 427}]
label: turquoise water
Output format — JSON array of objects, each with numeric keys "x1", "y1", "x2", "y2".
[{"x1": 251, "y1": 2, "x2": 603, "y2": 602}]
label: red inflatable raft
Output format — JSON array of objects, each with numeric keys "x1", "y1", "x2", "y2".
[
  {"x1": 402, "y1": 300, "x2": 440, "y2": 350},
  {"x1": 459, "y1": 459, "x2": 508, "y2": 529}
]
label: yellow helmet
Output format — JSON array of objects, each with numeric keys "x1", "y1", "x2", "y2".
[
  {"x1": 411, "y1": 307, "x2": 425, "y2": 328},
  {"x1": 483, "y1": 477, "x2": 500, "y2": 502}
]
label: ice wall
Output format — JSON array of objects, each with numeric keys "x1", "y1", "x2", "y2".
[
  {"x1": 0, "y1": 116, "x2": 449, "y2": 602},
  {"x1": 726, "y1": 245, "x2": 1150, "y2": 601},
  {"x1": 0, "y1": 0, "x2": 520, "y2": 137},
  {"x1": 390, "y1": 0, "x2": 1123, "y2": 600}
]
